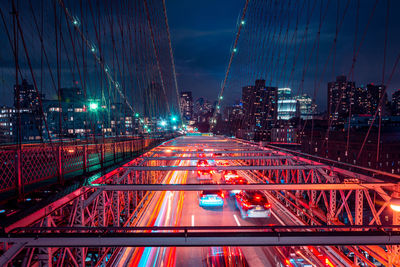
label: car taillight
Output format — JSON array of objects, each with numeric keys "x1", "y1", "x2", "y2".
[
  {"x1": 241, "y1": 201, "x2": 251, "y2": 210},
  {"x1": 264, "y1": 203, "x2": 271, "y2": 209}
]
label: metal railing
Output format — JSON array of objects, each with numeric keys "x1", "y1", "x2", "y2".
[{"x1": 0, "y1": 136, "x2": 168, "y2": 195}]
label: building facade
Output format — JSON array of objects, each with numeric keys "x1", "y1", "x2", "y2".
[
  {"x1": 180, "y1": 91, "x2": 193, "y2": 121},
  {"x1": 327, "y1": 75, "x2": 355, "y2": 120},
  {"x1": 392, "y1": 90, "x2": 400, "y2": 116},
  {"x1": 0, "y1": 106, "x2": 15, "y2": 143},
  {"x1": 242, "y1": 79, "x2": 278, "y2": 130},
  {"x1": 13, "y1": 79, "x2": 44, "y2": 142}
]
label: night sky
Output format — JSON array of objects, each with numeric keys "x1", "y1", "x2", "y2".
[
  {"x1": 166, "y1": 0, "x2": 400, "y2": 111},
  {"x1": 0, "y1": 0, "x2": 399, "y2": 112}
]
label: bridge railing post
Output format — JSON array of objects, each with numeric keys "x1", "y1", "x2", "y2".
[
  {"x1": 130, "y1": 140, "x2": 134, "y2": 157},
  {"x1": 83, "y1": 145, "x2": 87, "y2": 174},
  {"x1": 16, "y1": 147, "x2": 23, "y2": 200},
  {"x1": 100, "y1": 143, "x2": 104, "y2": 168},
  {"x1": 57, "y1": 145, "x2": 64, "y2": 185},
  {"x1": 113, "y1": 142, "x2": 117, "y2": 163}
]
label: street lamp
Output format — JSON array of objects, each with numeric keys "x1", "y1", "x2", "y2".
[
  {"x1": 89, "y1": 102, "x2": 98, "y2": 111},
  {"x1": 160, "y1": 121, "x2": 167, "y2": 127},
  {"x1": 171, "y1": 116, "x2": 177, "y2": 122},
  {"x1": 390, "y1": 198, "x2": 400, "y2": 212}
]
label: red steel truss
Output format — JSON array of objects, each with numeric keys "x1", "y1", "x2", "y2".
[{"x1": 0, "y1": 136, "x2": 399, "y2": 266}]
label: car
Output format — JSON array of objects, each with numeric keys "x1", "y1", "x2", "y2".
[
  {"x1": 198, "y1": 190, "x2": 224, "y2": 207},
  {"x1": 197, "y1": 159, "x2": 209, "y2": 167},
  {"x1": 221, "y1": 170, "x2": 239, "y2": 182},
  {"x1": 203, "y1": 247, "x2": 249, "y2": 267},
  {"x1": 235, "y1": 190, "x2": 271, "y2": 219},
  {"x1": 197, "y1": 169, "x2": 213, "y2": 180},
  {"x1": 197, "y1": 159, "x2": 213, "y2": 179},
  {"x1": 224, "y1": 176, "x2": 248, "y2": 196}
]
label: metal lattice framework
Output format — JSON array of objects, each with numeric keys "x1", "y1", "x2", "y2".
[
  {"x1": 0, "y1": 137, "x2": 164, "y2": 196},
  {"x1": 0, "y1": 137, "x2": 399, "y2": 266}
]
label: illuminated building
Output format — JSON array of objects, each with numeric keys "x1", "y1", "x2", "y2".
[
  {"x1": 180, "y1": 91, "x2": 193, "y2": 121},
  {"x1": 242, "y1": 79, "x2": 277, "y2": 130},
  {"x1": 296, "y1": 94, "x2": 316, "y2": 120},
  {"x1": 13, "y1": 79, "x2": 44, "y2": 142},
  {"x1": 278, "y1": 88, "x2": 292, "y2": 100},
  {"x1": 392, "y1": 90, "x2": 400, "y2": 116},
  {"x1": 277, "y1": 99, "x2": 297, "y2": 120},
  {"x1": 327, "y1": 75, "x2": 355, "y2": 119},
  {"x1": 0, "y1": 106, "x2": 15, "y2": 143},
  {"x1": 365, "y1": 83, "x2": 387, "y2": 116}
]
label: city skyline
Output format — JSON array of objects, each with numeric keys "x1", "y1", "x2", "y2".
[{"x1": 0, "y1": 1, "x2": 399, "y2": 111}]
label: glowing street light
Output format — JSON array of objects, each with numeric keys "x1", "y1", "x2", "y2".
[
  {"x1": 160, "y1": 121, "x2": 167, "y2": 127},
  {"x1": 89, "y1": 102, "x2": 98, "y2": 111},
  {"x1": 90, "y1": 44, "x2": 97, "y2": 53},
  {"x1": 173, "y1": 126, "x2": 177, "y2": 130},
  {"x1": 233, "y1": 48, "x2": 237, "y2": 53},
  {"x1": 241, "y1": 20, "x2": 245, "y2": 25},
  {"x1": 171, "y1": 116, "x2": 177, "y2": 122},
  {"x1": 390, "y1": 198, "x2": 400, "y2": 212},
  {"x1": 72, "y1": 16, "x2": 80, "y2": 26},
  {"x1": 219, "y1": 96, "x2": 223, "y2": 100}
]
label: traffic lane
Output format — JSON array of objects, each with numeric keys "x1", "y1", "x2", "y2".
[
  {"x1": 127, "y1": 160, "x2": 189, "y2": 266},
  {"x1": 117, "y1": 161, "x2": 188, "y2": 266},
  {"x1": 237, "y1": 167, "x2": 335, "y2": 266},
  {"x1": 176, "y1": 171, "x2": 277, "y2": 267},
  {"x1": 181, "y1": 170, "x2": 280, "y2": 227}
]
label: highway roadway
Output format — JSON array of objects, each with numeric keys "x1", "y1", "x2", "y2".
[{"x1": 112, "y1": 136, "x2": 342, "y2": 267}]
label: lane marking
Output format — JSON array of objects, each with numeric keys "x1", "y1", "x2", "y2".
[
  {"x1": 191, "y1": 215, "x2": 195, "y2": 226},
  {"x1": 233, "y1": 214, "x2": 241, "y2": 226}
]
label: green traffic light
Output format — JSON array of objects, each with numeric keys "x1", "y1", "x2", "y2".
[
  {"x1": 171, "y1": 116, "x2": 177, "y2": 122},
  {"x1": 135, "y1": 113, "x2": 139, "y2": 117}
]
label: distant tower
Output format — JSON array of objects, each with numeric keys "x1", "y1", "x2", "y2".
[
  {"x1": 13, "y1": 79, "x2": 44, "y2": 142},
  {"x1": 179, "y1": 91, "x2": 193, "y2": 121},
  {"x1": 392, "y1": 90, "x2": 400, "y2": 116},
  {"x1": 242, "y1": 79, "x2": 277, "y2": 130},
  {"x1": 327, "y1": 75, "x2": 355, "y2": 119}
]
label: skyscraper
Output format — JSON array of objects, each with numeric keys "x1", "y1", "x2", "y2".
[
  {"x1": 365, "y1": 83, "x2": 387, "y2": 115},
  {"x1": 242, "y1": 79, "x2": 277, "y2": 130},
  {"x1": 179, "y1": 91, "x2": 193, "y2": 121},
  {"x1": 296, "y1": 94, "x2": 316, "y2": 120},
  {"x1": 327, "y1": 75, "x2": 355, "y2": 119},
  {"x1": 0, "y1": 106, "x2": 15, "y2": 143},
  {"x1": 278, "y1": 88, "x2": 292, "y2": 100},
  {"x1": 392, "y1": 90, "x2": 400, "y2": 116},
  {"x1": 13, "y1": 79, "x2": 44, "y2": 142}
]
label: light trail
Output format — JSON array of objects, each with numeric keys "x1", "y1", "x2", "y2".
[{"x1": 122, "y1": 151, "x2": 189, "y2": 267}]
